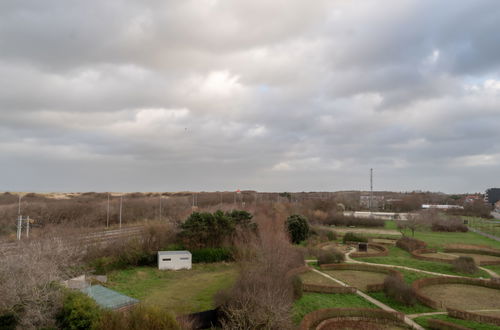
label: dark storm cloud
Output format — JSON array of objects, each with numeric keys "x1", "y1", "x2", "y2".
[{"x1": 1, "y1": 0, "x2": 499, "y2": 193}]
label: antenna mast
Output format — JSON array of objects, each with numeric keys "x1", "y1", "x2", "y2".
[{"x1": 370, "y1": 168, "x2": 373, "y2": 212}]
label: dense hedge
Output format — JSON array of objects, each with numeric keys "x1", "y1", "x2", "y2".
[
  {"x1": 448, "y1": 307, "x2": 500, "y2": 327},
  {"x1": 342, "y1": 232, "x2": 367, "y2": 243},
  {"x1": 299, "y1": 308, "x2": 405, "y2": 330},
  {"x1": 0, "y1": 312, "x2": 16, "y2": 330},
  {"x1": 411, "y1": 248, "x2": 454, "y2": 264},
  {"x1": 323, "y1": 215, "x2": 385, "y2": 227},
  {"x1": 191, "y1": 247, "x2": 234, "y2": 263},
  {"x1": 56, "y1": 290, "x2": 102, "y2": 330}
]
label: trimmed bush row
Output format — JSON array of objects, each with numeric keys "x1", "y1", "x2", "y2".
[
  {"x1": 444, "y1": 247, "x2": 500, "y2": 266},
  {"x1": 448, "y1": 307, "x2": 500, "y2": 327},
  {"x1": 319, "y1": 263, "x2": 402, "y2": 292},
  {"x1": 302, "y1": 284, "x2": 356, "y2": 294},
  {"x1": 427, "y1": 318, "x2": 472, "y2": 330},
  {"x1": 412, "y1": 277, "x2": 500, "y2": 309},
  {"x1": 349, "y1": 243, "x2": 389, "y2": 258},
  {"x1": 411, "y1": 248, "x2": 454, "y2": 264},
  {"x1": 299, "y1": 308, "x2": 405, "y2": 330},
  {"x1": 319, "y1": 263, "x2": 401, "y2": 276}
]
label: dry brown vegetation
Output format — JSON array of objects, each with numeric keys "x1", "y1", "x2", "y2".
[{"x1": 217, "y1": 213, "x2": 304, "y2": 329}]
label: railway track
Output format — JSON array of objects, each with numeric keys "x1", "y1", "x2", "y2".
[{"x1": 0, "y1": 225, "x2": 145, "y2": 257}]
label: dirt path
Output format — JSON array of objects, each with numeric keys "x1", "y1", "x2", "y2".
[{"x1": 311, "y1": 268, "x2": 424, "y2": 330}]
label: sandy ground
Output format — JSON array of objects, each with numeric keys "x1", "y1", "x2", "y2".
[
  {"x1": 420, "y1": 284, "x2": 500, "y2": 310},
  {"x1": 323, "y1": 270, "x2": 387, "y2": 291}
]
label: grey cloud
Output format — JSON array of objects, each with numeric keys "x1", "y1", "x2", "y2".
[{"x1": 1, "y1": 0, "x2": 500, "y2": 193}]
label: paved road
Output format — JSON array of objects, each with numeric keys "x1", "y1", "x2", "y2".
[{"x1": 468, "y1": 227, "x2": 500, "y2": 242}]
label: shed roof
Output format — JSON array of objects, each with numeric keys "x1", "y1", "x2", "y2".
[
  {"x1": 81, "y1": 285, "x2": 138, "y2": 310},
  {"x1": 158, "y1": 250, "x2": 191, "y2": 256}
]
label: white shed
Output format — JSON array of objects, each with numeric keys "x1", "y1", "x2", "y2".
[{"x1": 158, "y1": 251, "x2": 192, "y2": 270}]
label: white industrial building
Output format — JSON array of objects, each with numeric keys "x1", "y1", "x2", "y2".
[{"x1": 158, "y1": 251, "x2": 192, "y2": 270}]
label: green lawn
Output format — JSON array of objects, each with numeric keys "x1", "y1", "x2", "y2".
[
  {"x1": 410, "y1": 229, "x2": 500, "y2": 250},
  {"x1": 396, "y1": 268, "x2": 433, "y2": 284},
  {"x1": 292, "y1": 293, "x2": 377, "y2": 324},
  {"x1": 356, "y1": 246, "x2": 491, "y2": 278},
  {"x1": 484, "y1": 264, "x2": 500, "y2": 275},
  {"x1": 413, "y1": 314, "x2": 499, "y2": 330},
  {"x1": 106, "y1": 263, "x2": 237, "y2": 315},
  {"x1": 367, "y1": 292, "x2": 434, "y2": 314}
]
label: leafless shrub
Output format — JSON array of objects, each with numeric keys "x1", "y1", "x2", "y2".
[
  {"x1": 396, "y1": 236, "x2": 427, "y2": 252},
  {"x1": 0, "y1": 235, "x2": 84, "y2": 329},
  {"x1": 219, "y1": 214, "x2": 303, "y2": 329},
  {"x1": 317, "y1": 248, "x2": 345, "y2": 265},
  {"x1": 383, "y1": 274, "x2": 416, "y2": 306},
  {"x1": 431, "y1": 216, "x2": 468, "y2": 232},
  {"x1": 452, "y1": 256, "x2": 478, "y2": 274}
]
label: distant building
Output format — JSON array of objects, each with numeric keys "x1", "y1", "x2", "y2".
[
  {"x1": 495, "y1": 201, "x2": 500, "y2": 212},
  {"x1": 464, "y1": 195, "x2": 483, "y2": 204},
  {"x1": 485, "y1": 188, "x2": 500, "y2": 205},
  {"x1": 344, "y1": 211, "x2": 409, "y2": 221},
  {"x1": 360, "y1": 195, "x2": 384, "y2": 209},
  {"x1": 158, "y1": 251, "x2": 192, "y2": 270},
  {"x1": 421, "y1": 204, "x2": 463, "y2": 210}
]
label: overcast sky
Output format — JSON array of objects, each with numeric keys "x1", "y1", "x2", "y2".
[{"x1": 1, "y1": 0, "x2": 499, "y2": 193}]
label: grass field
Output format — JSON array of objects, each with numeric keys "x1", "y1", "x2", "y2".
[
  {"x1": 106, "y1": 263, "x2": 237, "y2": 315},
  {"x1": 367, "y1": 291, "x2": 434, "y2": 314},
  {"x1": 292, "y1": 292, "x2": 377, "y2": 324},
  {"x1": 484, "y1": 264, "x2": 500, "y2": 274},
  {"x1": 356, "y1": 246, "x2": 491, "y2": 278},
  {"x1": 413, "y1": 314, "x2": 498, "y2": 330},
  {"x1": 466, "y1": 216, "x2": 500, "y2": 238}
]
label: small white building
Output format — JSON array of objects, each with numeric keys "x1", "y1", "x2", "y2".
[{"x1": 158, "y1": 251, "x2": 192, "y2": 270}]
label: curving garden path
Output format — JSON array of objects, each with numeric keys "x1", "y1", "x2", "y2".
[
  {"x1": 310, "y1": 267, "x2": 425, "y2": 330},
  {"x1": 304, "y1": 245, "x2": 500, "y2": 329}
]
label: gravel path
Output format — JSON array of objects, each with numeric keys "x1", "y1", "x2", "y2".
[
  {"x1": 311, "y1": 268, "x2": 424, "y2": 329},
  {"x1": 468, "y1": 227, "x2": 500, "y2": 242}
]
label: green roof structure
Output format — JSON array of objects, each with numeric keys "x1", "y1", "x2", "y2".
[{"x1": 81, "y1": 285, "x2": 139, "y2": 310}]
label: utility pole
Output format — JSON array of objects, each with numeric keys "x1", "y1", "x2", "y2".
[
  {"x1": 370, "y1": 168, "x2": 373, "y2": 212},
  {"x1": 18, "y1": 194, "x2": 22, "y2": 215},
  {"x1": 119, "y1": 195, "x2": 123, "y2": 229},
  {"x1": 16, "y1": 215, "x2": 22, "y2": 240},
  {"x1": 26, "y1": 216, "x2": 30, "y2": 238},
  {"x1": 106, "y1": 193, "x2": 110, "y2": 228}
]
